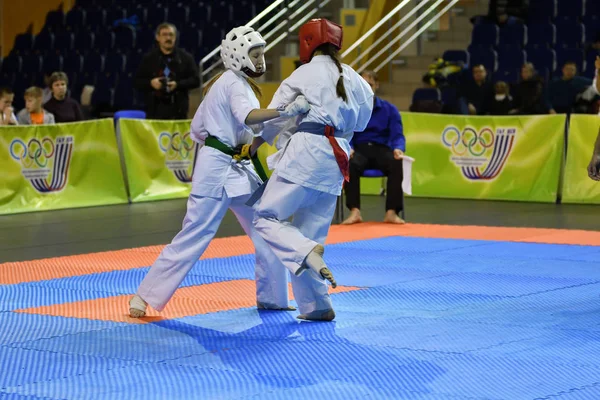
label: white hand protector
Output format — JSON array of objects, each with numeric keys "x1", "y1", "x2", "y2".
[{"x1": 278, "y1": 95, "x2": 310, "y2": 117}]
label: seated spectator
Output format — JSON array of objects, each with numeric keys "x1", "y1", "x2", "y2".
[
  {"x1": 488, "y1": 0, "x2": 528, "y2": 25},
  {"x1": 510, "y1": 63, "x2": 553, "y2": 115},
  {"x1": 0, "y1": 87, "x2": 18, "y2": 125},
  {"x1": 44, "y1": 72, "x2": 84, "y2": 123},
  {"x1": 458, "y1": 64, "x2": 493, "y2": 115},
  {"x1": 342, "y1": 70, "x2": 406, "y2": 225},
  {"x1": 17, "y1": 87, "x2": 55, "y2": 125},
  {"x1": 548, "y1": 62, "x2": 592, "y2": 114},
  {"x1": 488, "y1": 81, "x2": 513, "y2": 115}
]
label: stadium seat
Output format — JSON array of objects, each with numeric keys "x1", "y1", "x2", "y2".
[
  {"x1": 104, "y1": 53, "x2": 126, "y2": 74},
  {"x1": 528, "y1": 0, "x2": 557, "y2": 23},
  {"x1": 499, "y1": 23, "x2": 527, "y2": 47},
  {"x1": 556, "y1": 21, "x2": 585, "y2": 48},
  {"x1": 469, "y1": 46, "x2": 498, "y2": 73},
  {"x1": 555, "y1": 48, "x2": 585, "y2": 77},
  {"x1": 527, "y1": 47, "x2": 556, "y2": 79},
  {"x1": 443, "y1": 50, "x2": 470, "y2": 66},
  {"x1": 526, "y1": 23, "x2": 555, "y2": 49},
  {"x1": 65, "y1": 7, "x2": 86, "y2": 31},
  {"x1": 557, "y1": 0, "x2": 584, "y2": 18},
  {"x1": 470, "y1": 24, "x2": 499, "y2": 47}
]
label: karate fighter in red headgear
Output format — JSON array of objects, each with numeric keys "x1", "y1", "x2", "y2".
[{"x1": 249, "y1": 19, "x2": 374, "y2": 321}]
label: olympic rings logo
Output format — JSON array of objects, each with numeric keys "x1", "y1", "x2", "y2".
[
  {"x1": 158, "y1": 132, "x2": 195, "y2": 160},
  {"x1": 442, "y1": 126, "x2": 495, "y2": 157},
  {"x1": 10, "y1": 137, "x2": 56, "y2": 168}
]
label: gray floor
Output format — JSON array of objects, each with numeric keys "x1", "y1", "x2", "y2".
[{"x1": 1, "y1": 195, "x2": 599, "y2": 263}]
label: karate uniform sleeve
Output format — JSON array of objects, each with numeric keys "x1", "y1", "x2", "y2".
[
  {"x1": 228, "y1": 79, "x2": 257, "y2": 126},
  {"x1": 353, "y1": 71, "x2": 375, "y2": 132},
  {"x1": 594, "y1": 75, "x2": 600, "y2": 95},
  {"x1": 261, "y1": 71, "x2": 304, "y2": 145}
]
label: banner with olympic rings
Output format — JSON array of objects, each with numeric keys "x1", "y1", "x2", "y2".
[
  {"x1": 562, "y1": 115, "x2": 600, "y2": 204},
  {"x1": 401, "y1": 113, "x2": 566, "y2": 202},
  {"x1": 118, "y1": 118, "x2": 197, "y2": 202},
  {"x1": 0, "y1": 119, "x2": 128, "y2": 215}
]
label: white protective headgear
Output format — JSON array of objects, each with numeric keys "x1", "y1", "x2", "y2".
[{"x1": 220, "y1": 26, "x2": 266, "y2": 78}]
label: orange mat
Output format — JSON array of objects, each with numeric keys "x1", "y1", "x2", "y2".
[
  {"x1": 15, "y1": 280, "x2": 361, "y2": 324},
  {"x1": 3, "y1": 222, "x2": 600, "y2": 285}
]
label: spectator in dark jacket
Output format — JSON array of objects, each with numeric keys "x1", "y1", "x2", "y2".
[
  {"x1": 43, "y1": 72, "x2": 84, "y2": 123},
  {"x1": 548, "y1": 61, "x2": 593, "y2": 114},
  {"x1": 459, "y1": 64, "x2": 494, "y2": 115},
  {"x1": 510, "y1": 63, "x2": 553, "y2": 115},
  {"x1": 135, "y1": 23, "x2": 200, "y2": 119}
]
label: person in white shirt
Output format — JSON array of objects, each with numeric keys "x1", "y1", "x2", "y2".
[
  {"x1": 0, "y1": 87, "x2": 18, "y2": 125},
  {"x1": 249, "y1": 19, "x2": 374, "y2": 321},
  {"x1": 129, "y1": 26, "x2": 310, "y2": 318}
]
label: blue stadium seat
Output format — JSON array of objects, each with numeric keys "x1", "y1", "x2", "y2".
[
  {"x1": 44, "y1": 10, "x2": 65, "y2": 33},
  {"x1": 54, "y1": 32, "x2": 74, "y2": 52},
  {"x1": 557, "y1": 0, "x2": 584, "y2": 18},
  {"x1": 168, "y1": 4, "x2": 189, "y2": 25},
  {"x1": 180, "y1": 24, "x2": 202, "y2": 54},
  {"x1": 211, "y1": 1, "x2": 232, "y2": 22},
  {"x1": 21, "y1": 54, "x2": 43, "y2": 74},
  {"x1": 498, "y1": 46, "x2": 526, "y2": 71},
  {"x1": 33, "y1": 31, "x2": 54, "y2": 52},
  {"x1": 499, "y1": 23, "x2": 527, "y2": 47},
  {"x1": 584, "y1": 50, "x2": 600, "y2": 78},
  {"x1": 188, "y1": 2, "x2": 212, "y2": 24},
  {"x1": 65, "y1": 7, "x2": 86, "y2": 31},
  {"x1": 412, "y1": 88, "x2": 441, "y2": 102},
  {"x1": 443, "y1": 50, "x2": 470, "y2": 66},
  {"x1": 43, "y1": 52, "x2": 64, "y2": 74},
  {"x1": 0, "y1": 55, "x2": 22, "y2": 74},
  {"x1": 83, "y1": 52, "x2": 105, "y2": 74},
  {"x1": 136, "y1": 28, "x2": 155, "y2": 53},
  {"x1": 587, "y1": 0, "x2": 600, "y2": 15},
  {"x1": 114, "y1": 25, "x2": 136, "y2": 51},
  {"x1": 527, "y1": 47, "x2": 556, "y2": 79},
  {"x1": 528, "y1": 0, "x2": 557, "y2": 22},
  {"x1": 232, "y1": 0, "x2": 253, "y2": 24},
  {"x1": 74, "y1": 30, "x2": 94, "y2": 51},
  {"x1": 145, "y1": 6, "x2": 167, "y2": 27},
  {"x1": 468, "y1": 46, "x2": 498, "y2": 73},
  {"x1": 113, "y1": 73, "x2": 135, "y2": 110},
  {"x1": 125, "y1": 49, "x2": 143, "y2": 74},
  {"x1": 85, "y1": 8, "x2": 106, "y2": 32},
  {"x1": 64, "y1": 53, "x2": 84, "y2": 74},
  {"x1": 94, "y1": 31, "x2": 114, "y2": 52},
  {"x1": 104, "y1": 53, "x2": 126, "y2": 74},
  {"x1": 556, "y1": 21, "x2": 585, "y2": 48},
  {"x1": 12, "y1": 34, "x2": 34, "y2": 55},
  {"x1": 555, "y1": 48, "x2": 585, "y2": 77},
  {"x1": 470, "y1": 24, "x2": 499, "y2": 47},
  {"x1": 584, "y1": 15, "x2": 600, "y2": 44},
  {"x1": 105, "y1": 7, "x2": 126, "y2": 25},
  {"x1": 526, "y1": 23, "x2": 555, "y2": 49}
]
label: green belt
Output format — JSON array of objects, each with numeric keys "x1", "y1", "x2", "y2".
[{"x1": 204, "y1": 135, "x2": 268, "y2": 182}]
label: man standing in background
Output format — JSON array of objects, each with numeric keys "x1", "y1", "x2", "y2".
[{"x1": 135, "y1": 23, "x2": 200, "y2": 119}]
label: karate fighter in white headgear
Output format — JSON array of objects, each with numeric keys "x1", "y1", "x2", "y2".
[
  {"x1": 249, "y1": 19, "x2": 374, "y2": 321},
  {"x1": 129, "y1": 26, "x2": 311, "y2": 317}
]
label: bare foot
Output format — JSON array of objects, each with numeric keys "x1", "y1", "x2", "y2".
[
  {"x1": 341, "y1": 209, "x2": 362, "y2": 225},
  {"x1": 129, "y1": 295, "x2": 147, "y2": 318},
  {"x1": 383, "y1": 210, "x2": 405, "y2": 224}
]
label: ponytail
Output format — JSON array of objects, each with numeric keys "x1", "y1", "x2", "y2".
[
  {"x1": 245, "y1": 76, "x2": 263, "y2": 99},
  {"x1": 314, "y1": 43, "x2": 348, "y2": 102},
  {"x1": 202, "y1": 72, "x2": 224, "y2": 97}
]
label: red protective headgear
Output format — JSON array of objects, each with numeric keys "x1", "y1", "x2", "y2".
[{"x1": 298, "y1": 18, "x2": 343, "y2": 64}]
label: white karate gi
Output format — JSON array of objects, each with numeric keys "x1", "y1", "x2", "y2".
[
  {"x1": 136, "y1": 70, "x2": 290, "y2": 311},
  {"x1": 253, "y1": 55, "x2": 374, "y2": 315}
]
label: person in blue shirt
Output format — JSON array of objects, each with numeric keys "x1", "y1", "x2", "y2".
[{"x1": 342, "y1": 70, "x2": 406, "y2": 225}]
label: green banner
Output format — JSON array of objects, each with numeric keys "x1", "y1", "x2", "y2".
[
  {"x1": 399, "y1": 113, "x2": 566, "y2": 202},
  {"x1": 562, "y1": 115, "x2": 600, "y2": 204},
  {"x1": 0, "y1": 119, "x2": 128, "y2": 215},
  {"x1": 119, "y1": 119, "x2": 197, "y2": 202}
]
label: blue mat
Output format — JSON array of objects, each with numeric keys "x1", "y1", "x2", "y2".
[{"x1": 3, "y1": 236, "x2": 600, "y2": 399}]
